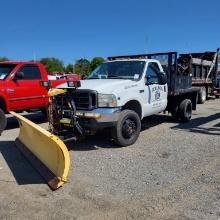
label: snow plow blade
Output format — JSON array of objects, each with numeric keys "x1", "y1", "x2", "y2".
[{"x1": 10, "y1": 111, "x2": 70, "y2": 190}]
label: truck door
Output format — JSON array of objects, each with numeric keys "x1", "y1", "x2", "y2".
[
  {"x1": 7, "y1": 64, "x2": 48, "y2": 110},
  {"x1": 143, "y1": 62, "x2": 167, "y2": 115}
]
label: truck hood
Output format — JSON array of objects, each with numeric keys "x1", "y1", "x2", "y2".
[
  {"x1": 79, "y1": 79, "x2": 135, "y2": 93},
  {"x1": 58, "y1": 79, "x2": 137, "y2": 94},
  {"x1": 0, "y1": 80, "x2": 5, "y2": 86}
]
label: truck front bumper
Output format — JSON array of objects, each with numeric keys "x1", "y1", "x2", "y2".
[{"x1": 76, "y1": 108, "x2": 121, "y2": 129}]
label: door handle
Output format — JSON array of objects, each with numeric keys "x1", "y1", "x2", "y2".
[{"x1": 6, "y1": 89, "x2": 15, "y2": 93}]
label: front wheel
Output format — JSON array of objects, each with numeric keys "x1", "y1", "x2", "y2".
[
  {"x1": 112, "y1": 110, "x2": 141, "y2": 147},
  {"x1": 0, "y1": 108, "x2": 7, "y2": 135}
]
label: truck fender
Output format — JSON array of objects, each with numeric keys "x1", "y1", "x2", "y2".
[{"x1": 121, "y1": 99, "x2": 143, "y2": 119}]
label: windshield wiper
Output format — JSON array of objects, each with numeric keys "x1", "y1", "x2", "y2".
[
  {"x1": 86, "y1": 77, "x2": 99, "y2": 79},
  {"x1": 108, "y1": 75, "x2": 127, "y2": 79}
]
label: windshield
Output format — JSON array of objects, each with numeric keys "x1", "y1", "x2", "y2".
[
  {"x1": 87, "y1": 61, "x2": 145, "y2": 80},
  {"x1": 0, "y1": 64, "x2": 16, "y2": 80}
]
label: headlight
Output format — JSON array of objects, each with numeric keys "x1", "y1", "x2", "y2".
[{"x1": 98, "y1": 94, "x2": 117, "y2": 107}]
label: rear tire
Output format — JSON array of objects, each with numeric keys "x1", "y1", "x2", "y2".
[
  {"x1": 40, "y1": 107, "x2": 48, "y2": 118},
  {"x1": 112, "y1": 110, "x2": 141, "y2": 147},
  {"x1": 179, "y1": 99, "x2": 192, "y2": 122},
  {"x1": 0, "y1": 108, "x2": 7, "y2": 134},
  {"x1": 198, "y1": 87, "x2": 206, "y2": 104}
]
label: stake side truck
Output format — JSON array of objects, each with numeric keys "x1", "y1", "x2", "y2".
[{"x1": 53, "y1": 52, "x2": 199, "y2": 146}]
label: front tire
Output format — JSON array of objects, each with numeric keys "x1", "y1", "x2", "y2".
[
  {"x1": 0, "y1": 108, "x2": 7, "y2": 134},
  {"x1": 112, "y1": 110, "x2": 141, "y2": 147}
]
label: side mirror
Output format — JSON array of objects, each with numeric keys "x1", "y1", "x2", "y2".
[
  {"x1": 145, "y1": 75, "x2": 151, "y2": 85},
  {"x1": 158, "y1": 72, "x2": 167, "y2": 85},
  {"x1": 14, "y1": 72, "x2": 24, "y2": 80},
  {"x1": 40, "y1": 80, "x2": 51, "y2": 88}
]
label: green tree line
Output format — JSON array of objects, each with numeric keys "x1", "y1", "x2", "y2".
[
  {"x1": 0, "y1": 57, "x2": 9, "y2": 62},
  {"x1": 0, "y1": 56, "x2": 105, "y2": 76}
]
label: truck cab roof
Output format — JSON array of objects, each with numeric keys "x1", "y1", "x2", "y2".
[
  {"x1": 107, "y1": 58, "x2": 160, "y2": 63},
  {"x1": 0, "y1": 61, "x2": 42, "y2": 65}
]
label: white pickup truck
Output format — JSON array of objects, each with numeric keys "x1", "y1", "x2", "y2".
[{"x1": 58, "y1": 52, "x2": 198, "y2": 146}]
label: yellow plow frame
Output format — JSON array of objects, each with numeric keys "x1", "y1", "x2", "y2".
[{"x1": 10, "y1": 111, "x2": 70, "y2": 190}]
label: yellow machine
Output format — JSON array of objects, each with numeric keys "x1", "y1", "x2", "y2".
[
  {"x1": 11, "y1": 111, "x2": 70, "y2": 190},
  {"x1": 11, "y1": 88, "x2": 73, "y2": 190},
  {"x1": 11, "y1": 81, "x2": 86, "y2": 190}
]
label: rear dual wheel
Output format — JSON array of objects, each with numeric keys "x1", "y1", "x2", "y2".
[
  {"x1": 179, "y1": 99, "x2": 192, "y2": 122},
  {"x1": 171, "y1": 99, "x2": 192, "y2": 122}
]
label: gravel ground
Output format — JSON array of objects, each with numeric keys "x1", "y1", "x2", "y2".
[{"x1": 0, "y1": 99, "x2": 220, "y2": 220}]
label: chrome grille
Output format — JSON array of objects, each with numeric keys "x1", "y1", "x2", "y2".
[{"x1": 72, "y1": 90, "x2": 97, "y2": 110}]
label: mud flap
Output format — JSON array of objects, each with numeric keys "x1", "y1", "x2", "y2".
[{"x1": 10, "y1": 111, "x2": 70, "y2": 190}]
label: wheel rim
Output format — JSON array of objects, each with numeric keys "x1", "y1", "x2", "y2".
[{"x1": 122, "y1": 118, "x2": 136, "y2": 139}]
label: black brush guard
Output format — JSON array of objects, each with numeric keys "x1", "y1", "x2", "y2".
[{"x1": 48, "y1": 91, "x2": 84, "y2": 142}]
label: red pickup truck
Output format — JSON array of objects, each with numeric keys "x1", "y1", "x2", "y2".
[{"x1": 0, "y1": 61, "x2": 67, "y2": 134}]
